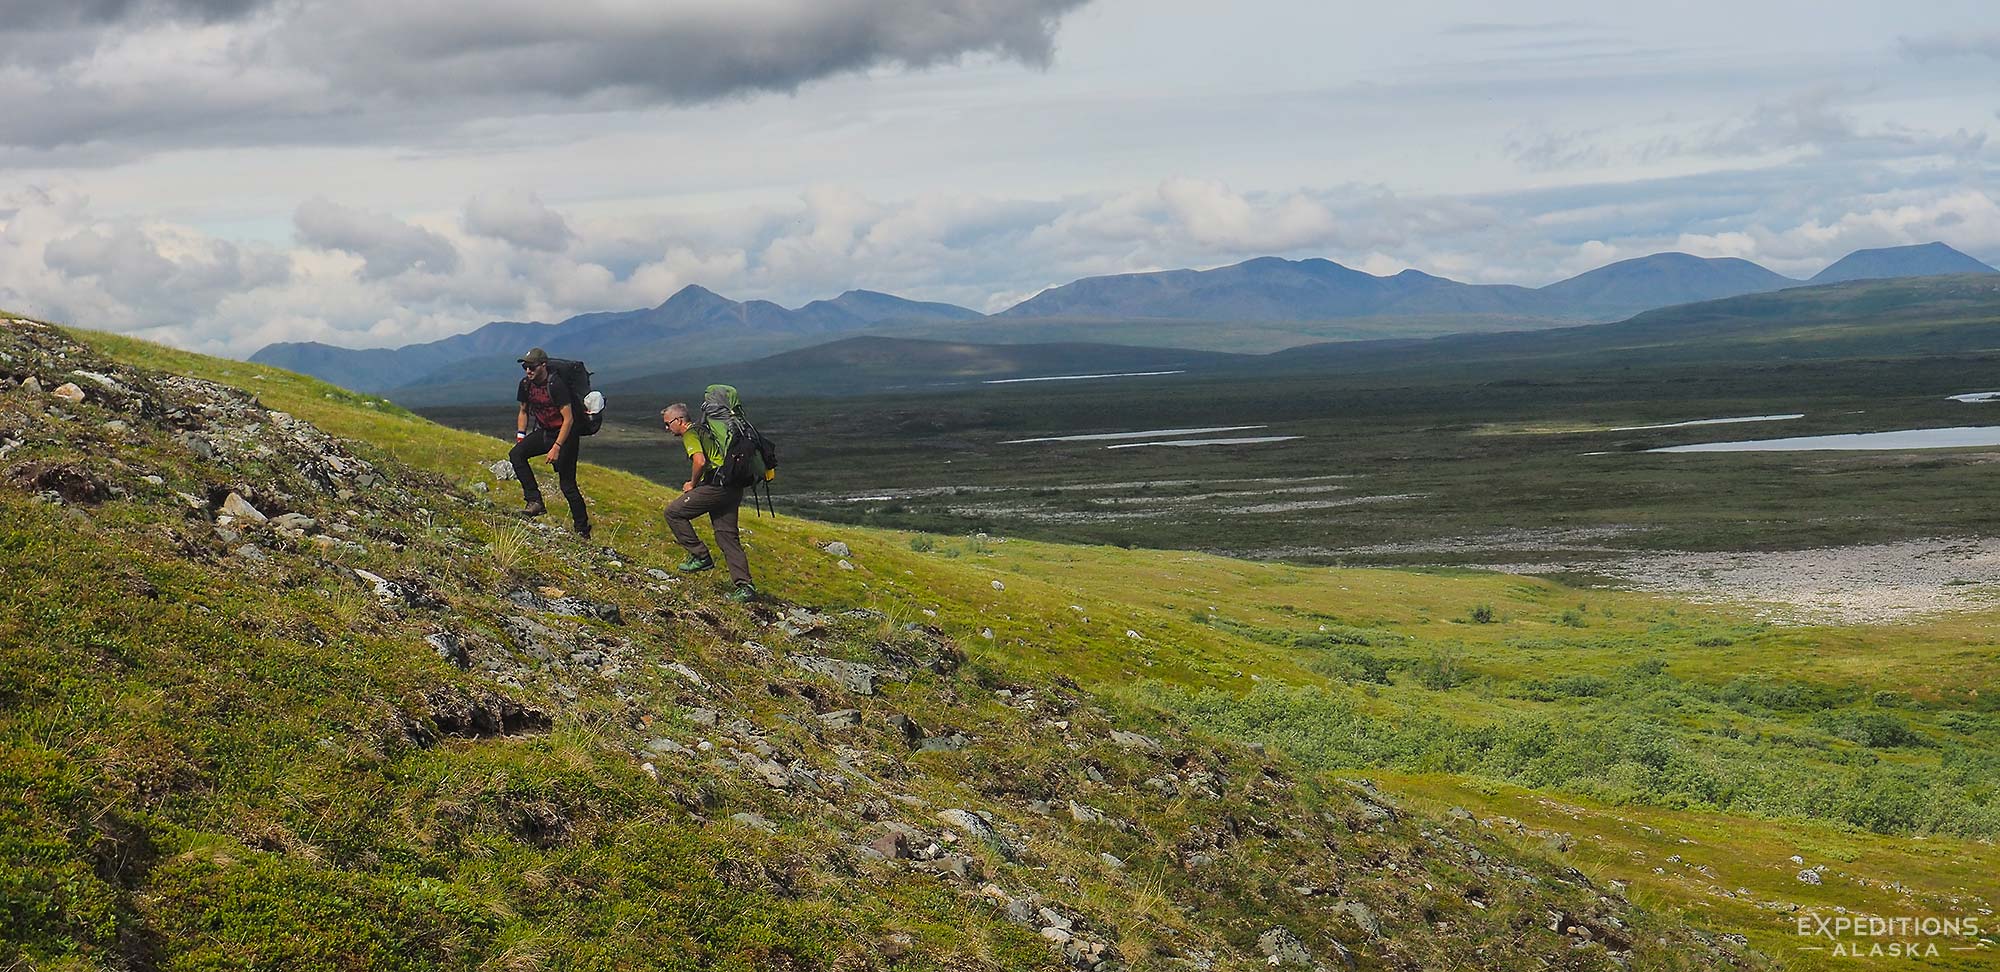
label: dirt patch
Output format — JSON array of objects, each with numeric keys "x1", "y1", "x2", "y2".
[
  {"x1": 1488, "y1": 537, "x2": 2000, "y2": 625},
  {"x1": 8, "y1": 462, "x2": 111, "y2": 504}
]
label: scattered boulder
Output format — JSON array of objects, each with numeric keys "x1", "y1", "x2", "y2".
[
  {"x1": 1257, "y1": 927, "x2": 1316, "y2": 968},
  {"x1": 868, "y1": 830, "x2": 910, "y2": 860},
  {"x1": 920, "y1": 734, "x2": 969, "y2": 753},
  {"x1": 1339, "y1": 899, "x2": 1383, "y2": 939},
  {"x1": 489, "y1": 460, "x2": 515, "y2": 481},
  {"x1": 991, "y1": 580, "x2": 1005, "y2": 591},
  {"x1": 50, "y1": 382, "x2": 86, "y2": 404},
  {"x1": 790, "y1": 654, "x2": 882, "y2": 695},
  {"x1": 544, "y1": 596, "x2": 624, "y2": 624},
  {"x1": 219, "y1": 492, "x2": 267, "y2": 523},
  {"x1": 1797, "y1": 867, "x2": 1824, "y2": 885},
  {"x1": 1109, "y1": 730, "x2": 1161, "y2": 752},
  {"x1": 729, "y1": 812, "x2": 778, "y2": 833},
  {"x1": 888, "y1": 713, "x2": 924, "y2": 746},
  {"x1": 426, "y1": 631, "x2": 470, "y2": 669},
  {"x1": 824, "y1": 541, "x2": 851, "y2": 558},
  {"x1": 270, "y1": 512, "x2": 318, "y2": 536},
  {"x1": 817, "y1": 709, "x2": 863, "y2": 728}
]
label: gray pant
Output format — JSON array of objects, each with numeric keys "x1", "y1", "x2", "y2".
[{"x1": 666, "y1": 483, "x2": 750, "y2": 585}]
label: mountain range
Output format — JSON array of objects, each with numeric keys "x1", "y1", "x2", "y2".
[{"x1": 251, "y1": 242, "x2": 1997, "y2": 404}]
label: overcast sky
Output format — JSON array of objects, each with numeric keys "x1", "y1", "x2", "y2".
[{"x1": 1, "y1": 0, "x2": 1996, "y2": 355}]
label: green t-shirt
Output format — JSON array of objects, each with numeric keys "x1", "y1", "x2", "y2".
[{"x1": 682, "y1": 419, "x2": 730, "y2": 467}]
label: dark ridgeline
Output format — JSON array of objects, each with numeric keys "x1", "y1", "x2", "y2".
[{"x1": 250, "y1": 242, "x2": 1997, "y2": 405}]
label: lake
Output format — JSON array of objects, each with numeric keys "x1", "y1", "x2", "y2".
[{"x1": 1651, "y1": 426, "x2": 2000, "y2": 453}]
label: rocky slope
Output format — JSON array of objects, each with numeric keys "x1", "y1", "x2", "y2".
[{"x1": 0, "y1": 313, "x2": 1760, "y2": 970}]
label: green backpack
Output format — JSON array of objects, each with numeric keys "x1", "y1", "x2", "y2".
[{"x1": 700, "y1": 384, "x2": 777, "y2": 492}]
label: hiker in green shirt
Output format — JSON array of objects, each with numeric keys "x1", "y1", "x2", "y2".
[{"x1": 661, "y1": 402, "x2": 754, "y2": 601}]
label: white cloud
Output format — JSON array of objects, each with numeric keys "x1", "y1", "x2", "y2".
[
  {"x1": 7, "y1": 167, "x2": 2000, "y2": 360},
  {"x1": 294, "y1": 198, "x2": 461, "y2": 280},
  {"x1": 462, "y1": 192, "x2": 573, "y2": 252}
]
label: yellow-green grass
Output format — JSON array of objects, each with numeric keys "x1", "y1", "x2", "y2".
[{"x1": 1373, "y1": 772, "x2": 2000, "y2": 972}]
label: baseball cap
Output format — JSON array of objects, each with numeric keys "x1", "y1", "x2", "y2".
[{"x1": 518, "y1": 348, "x2": 549, "y2": 366}]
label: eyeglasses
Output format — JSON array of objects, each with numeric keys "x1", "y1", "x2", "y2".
[{"x1": 521, "y1": 362, "x2": 538, "y2": 371}]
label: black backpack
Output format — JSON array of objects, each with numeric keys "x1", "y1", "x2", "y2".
[
  {"x1": 548, "y1": 358, "x2": 603, "y2": 436},
  {"x1": 702, "y1": 384, "x2": 778, "y2": 495}
]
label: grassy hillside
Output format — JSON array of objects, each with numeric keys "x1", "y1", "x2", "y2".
[{"x1": 4, "y1": 312, "x2": 1997, "y2": 968}]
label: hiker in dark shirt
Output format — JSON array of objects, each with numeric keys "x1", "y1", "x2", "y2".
[{"x1": 511, "y1": 347, "x2": 590, "y2": 538}]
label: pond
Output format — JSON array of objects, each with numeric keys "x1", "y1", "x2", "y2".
[
  {"x1": 1004, "y1": 425, "x2": 1266, "y2": 444},
  {"x1": 982, "y1": 370, "x2": 1185, "y2": 384},
  {"x1": 1607, "y1": 413, "x2": 1804, "y2": 431},
  {"x1": 1105, "y1": 435, "x2": 1303, "y2": 450},
  {"x1": 1651, "y1": 426, "x2": 2000, "y2": 453}
]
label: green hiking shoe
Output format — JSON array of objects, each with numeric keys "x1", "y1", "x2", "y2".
[
  {"x1": 725, "y1": 583, "x2": 757, "y2": 603},
  {"x1": 677, "y1": 555, "x2": 715, "y2": 573}
]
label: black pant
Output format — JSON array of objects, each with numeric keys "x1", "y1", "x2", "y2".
[
  {"x1": 666, "y1": 483, "x2": 751, "y2": 585},
  {"x1": 510, "y1": 428, "x2": 587, "y2": 529}
]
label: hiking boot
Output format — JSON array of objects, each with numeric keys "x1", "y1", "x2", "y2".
[
  {"x1": 521, "y1": 498, "x2": 546, "y2": 517},
  {"x1": 573, "y1": 522, "x2": 592, "y2": 540},
  {"x1": 677, "y1": 555, "x2": 715, "y2": 573},
  {"x1": 725, "y1": 583, "x2": 757, "y2": 603}
]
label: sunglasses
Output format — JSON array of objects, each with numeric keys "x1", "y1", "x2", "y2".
[{"x1": 521, "y1": 361, "x2": 540, "y2": 371}]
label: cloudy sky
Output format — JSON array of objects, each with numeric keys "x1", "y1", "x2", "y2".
[{"x1": 1, "y1": 0, "x2": 1996, "y2": 356}]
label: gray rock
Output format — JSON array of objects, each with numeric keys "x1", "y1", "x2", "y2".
[
  {"x1": 1797, "y1": 867, "x2": 1823, "y2": 885},
  {"x1": 646, "y1": 568, "x2": 673, "y2": 581},
  {"x1": 1257, "y1": 927, "x2": 1315, "y2": 968},
  {"x1": 868, "y1": 830, "x2": 909, "y2": 859},
  {"x1": 231, "y1": 544, "x2": 268, "y2": 562},
  {"x1": 1448, "y1": 806, "x2": 1475, "y2": 822},
  {"x1": 1068, "y1": 801, "x2": 1107, "y2": 825},
  {"x1": 823, "y1": 541, "x2": 851, "y2": 558},
  {"x1": 817, "y1": 709, "x2": 863, "y2": 728},
  {"x1": 19, "y1": 376, "x2": 42, "y2": 395},
  {"x1": 70, "y1": 370, "x2": 125, "y2": 393},
  {"x1": 1099, "y1": 852, "x2": 1124, "y2": 869},
  {"x1": 270, "y1": 512, "x2": 319, "y2": 535},
  {"x1": 220, "y1": 492, "x2": 267, "y2": 523},
  {"x1": 888, "y1": 713, "x2": 924, "y2": 745},
  {"x1": 789, "y1": 654, "x2": 881, "y2": 696},
  {"x1": 663, "y1": 662, "x2": 710, "y2": 690},
  {"x1": 738, "y1": 753, "x2": 792, "y2": 790},
  {"x1": 729, "y1": 812, "x2": 777, "y2": 833},
  {"x1": 924, "y1": 854, "x2": 978, "y2": 883},
  {"x1": 1339, "y1": 899, "x2": 1383, "y2": 938},
  {"x1": 685, "y1": 707, "x2": 720, "y2": 727},
  {"x1": 1003, "y1": 897, "x2": 1037, "y2": 927},
  {"x1": 426, "y1": 631, "x2": 470, "y2": 669},
  {"x1": 919, "y1": 734, "x2": 969, "y2": 753},
  {"x1": 545, "y1": 596, "x2": 623, "y2": 624},
  {"x1": 836, "y1": 560, "x2": 855, "y2": 571},
  {"x1": 646, "y1": 737, "x2": 693, "y2": 756},
  {"x1": 141, "y1": 474, "x2": 165, "y2": 486},
  {"x1": 50, "y1": 382, "x2": 86, "y2": 404},
  {"x1": 937, "y1": 808, "x2": 986, "y2": 834},
  {"x1": 489, "y1": 460, "x2": 516, "y2": 481},
  {"x1": 1110, "y1": 730, "x2": 1161, "y2": 752}
]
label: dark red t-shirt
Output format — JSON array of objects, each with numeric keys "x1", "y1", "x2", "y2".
[{"x1": 517, "y1": 374, "x2": 571, "y2": 431}]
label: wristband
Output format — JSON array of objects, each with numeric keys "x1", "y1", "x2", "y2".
[{"x1": 516, "y1": 430, "x2": 526, "y2": 441}]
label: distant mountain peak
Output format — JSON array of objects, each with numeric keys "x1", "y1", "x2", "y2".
[{"x1": 1809, "y1": 241, "x2": 1997, "y2": 285}]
